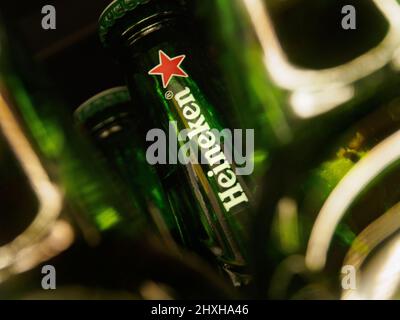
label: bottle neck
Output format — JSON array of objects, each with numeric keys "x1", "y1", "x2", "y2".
[{"x1": 115, "y1": 18, "x2": 222, "y2": 134}]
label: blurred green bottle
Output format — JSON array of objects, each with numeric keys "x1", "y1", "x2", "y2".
[
  {"x1": 0, "y1": 13, "x2": 230, "y2": 299},
  {"x1": 98, "y1": 0, "x2": 259, "y2": 286},
  {"x1": 258, "y1": 97, "x2": 400, "y2": 299},
  {"x1": 74, "y1": 86, "x2": 205, "y2": 254}
]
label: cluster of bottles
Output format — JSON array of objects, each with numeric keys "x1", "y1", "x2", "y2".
[{"x1": 1, "y1": 0, "x2": 400, "y2": 299}]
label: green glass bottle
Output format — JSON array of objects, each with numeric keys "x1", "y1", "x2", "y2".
[
  {"x1": 0, "y1": 14, "x2": 230, "y2": 299},
  {"x1": 99, "y1": 0, "x2": 257, "y2": 286},
  {"x1": 267, "y1": 99, "x2": 400, "y2": 299},
  {"x1": 74, "y1": 86, "x2": 197, "y2": 251}
]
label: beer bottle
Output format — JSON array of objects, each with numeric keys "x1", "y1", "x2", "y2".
[
  {"x1": 74, "y1": 86, "x2": 204, "y2": 253},
  {"x1": 267, "y1": 98, "x2": 400, "y2": 299},
  {"x1": 99, "y1": 0, "x2": 256, "y2": 286},
  {"x1": 0, "y1": 14, "x2": 231, "y2": 299}
]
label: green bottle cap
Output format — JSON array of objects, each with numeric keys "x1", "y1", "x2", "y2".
[
  {"x1": 98, "y1": 0, "x2": 185, "y2": 48},
  {"x1": 74, "y1": 86, "x2": 131, "y2": 125}
]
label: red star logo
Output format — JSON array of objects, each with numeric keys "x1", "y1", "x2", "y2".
[{"x1": 148, "y1": 50, "x2": 188, "y2": 88}]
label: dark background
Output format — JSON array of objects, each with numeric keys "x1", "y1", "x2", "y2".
[{"x1": 0, "y1": 0, "x2": 124, "y2": 111}]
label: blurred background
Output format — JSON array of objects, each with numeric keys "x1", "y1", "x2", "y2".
[{"x1": 1, "y1": 0, "x2": 400, "y2": 300}]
